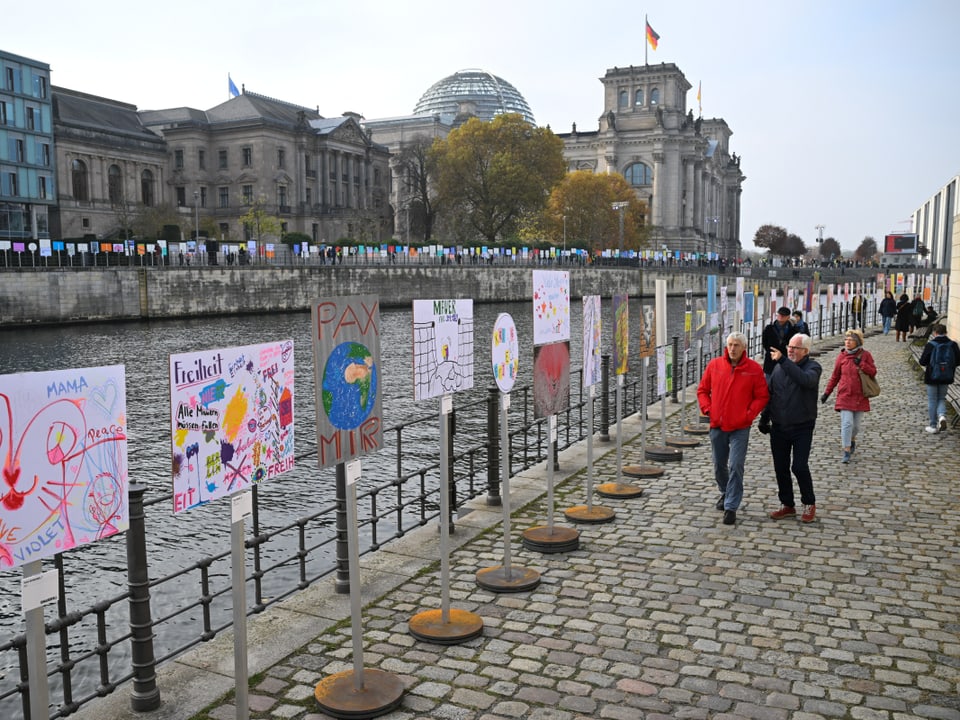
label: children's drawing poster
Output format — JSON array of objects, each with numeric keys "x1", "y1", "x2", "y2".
[
  {"x1": 532, "y1": 270, "x2": 570, "y2": 345},
  {"x1": 533, "y1": 341, "x2": 570, "y2": 419},
  {"x1": 170, "y1": 341, "x2": 294, "y2": 514},
  {"x1": 312, "y1": 296, "x2": 382, "y2": 469},
  {"x1": 413, "y1": 299, "x2": 474, "y2": 401},
  {"x1": 0, "y1": 365, "x2": 128, "y2": 569},
  {"x1": 582, "y1": 296, "x2": 602, "y2": 387},
  {"x1": 613, "y1": 293, "x2": 629, "y2": 376},
  {"x1": 639, "y1": 304, "x2": 656, "y2": 359},
  {"x1": 492, "y1": 313, "x2": 520, "y2": 393}
]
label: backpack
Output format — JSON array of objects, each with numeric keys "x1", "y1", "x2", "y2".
[{"x1": 929, "y1": 340, "x2": 957, "y2": 383}]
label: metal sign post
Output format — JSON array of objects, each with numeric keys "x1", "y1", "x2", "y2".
[{"x1": 229, "y1": 493, "x2": 251, "y2": 720}]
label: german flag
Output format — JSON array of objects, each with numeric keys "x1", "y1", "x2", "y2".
[{"x1": 646, "y1": 21, "x2": 660, "y2": 50}]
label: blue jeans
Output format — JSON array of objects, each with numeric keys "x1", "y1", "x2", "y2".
[
  {"x1": 770, "y1": 422, "x2": 816, "y2": 507},
  {"x1": 882, "y1": 316, "x2": 892, "y2": 334},
  {"x1": 839, "y1": 410, "x2": 863, "y2": 449},
  {"x1": 927, "y1": 384, "x2": 949, "y2": 426},
  {"x1": 709, "y1": 427, "x2": 750, "y2": 510}
]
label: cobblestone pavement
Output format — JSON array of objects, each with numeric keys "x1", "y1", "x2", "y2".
[{"x1": 103, "y1": 333, "x2": 960, "y2": 720}]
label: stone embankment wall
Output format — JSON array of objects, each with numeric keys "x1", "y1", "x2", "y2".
[{"x1": 0, "y1": 266, "x2": 773, "y2": 326}]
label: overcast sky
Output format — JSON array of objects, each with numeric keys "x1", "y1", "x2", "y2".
[{"x1": 6, "y1": 0, "x2": 958, "y2": 252}]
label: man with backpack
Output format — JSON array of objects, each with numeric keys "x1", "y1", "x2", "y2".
[{"x1": 919, "y1": 324, "x2": 960, "y2": 433}]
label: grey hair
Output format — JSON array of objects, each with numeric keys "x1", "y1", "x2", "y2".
[
  {"x1": 791, "y1": 333, "x2": 812, "y2": 350},
  {"x1": 725, "y1": 331, "x2": 748, "y2": 347}
]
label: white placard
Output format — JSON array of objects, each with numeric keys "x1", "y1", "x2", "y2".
[
  {"x1": 441, "y1": 395, "x2": 453, "y2": 415},
  {"x1": 618, "y1": 374, "x2": 624, "y2": 387},
  {"x1": 549, "y1": 415, "x2": 557, "y2": 443},
  {"x1": 346, "y1": 459, "x2": 361, "y2": 487},
  {"x1": 588, "y1": 385, "x2": 596, "y2": 399},
  {"x1": 501, "y1": 394, "x2": 511, "y2": 411},
  {"x1": 21, "y1": 570, "x2": 58, "y2": 614},
  {"x1": 231, "y1": 491, "x2": 253, "y2": 523}
]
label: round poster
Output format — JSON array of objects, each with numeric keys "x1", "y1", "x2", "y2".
[{"x1": 491, "y1": 313, "x2": 519, "y2": 393}]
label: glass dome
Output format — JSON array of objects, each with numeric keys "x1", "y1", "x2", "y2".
[{"x1": 414, "y1": 69, "x2": 535, "y2": 126}]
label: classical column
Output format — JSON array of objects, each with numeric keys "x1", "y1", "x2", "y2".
[
  {"x1": 651, "y1": 152, "x2": 664, "y2": 227},
  {"x1": 684, "y1": 158, "x2": 695, "y2": 227}
]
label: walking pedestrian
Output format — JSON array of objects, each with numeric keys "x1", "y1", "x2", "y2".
[
  {"x1": 851, "y1": 292, "x2": 865, "y2": 329},
  {"x1": 758, "y1": 334, "x2": 822, "y2": 523},
  {"x1": 791, "y1": 310, "x2": 809, "y2": 336},
  {"x1": 878, "y1": 291, "x2": 896, "y2": 335},
  {"x1": 894, "y1": 294, "x2": 912, "y2": 342},
  {"x1": 697, "y1": 331, "x2": 769, "y2": 526},
  {"x1": 918, "y1": 323, "x2": 960, "y2": 433},
  {"x1": 821, "y1": 329, "x2": 877, "y2": 463},
  {"x1": 762, "y1": 306, "x2": 797, "y2": 379}
]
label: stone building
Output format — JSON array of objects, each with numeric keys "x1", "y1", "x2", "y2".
[
  {"x1": 50, "y1": 87, "x2": 168, "y2": 241},
  {"x1": 557, "y1": 63, "x2": 744, "y2": 257},
  {"x1": 140, "y1": 91, "x2": 392, "y2": 247}
]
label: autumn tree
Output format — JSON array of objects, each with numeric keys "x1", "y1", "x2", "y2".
[
  {"x1": 238, "y1": 196, "x2": 282, "y2": 245},
  {"x1": 130, "y1": 203, "x2": 185, "y2": 241},
  {"x1": 545, "y1": 171, "x2": 648, "y2": 253},
  {"x1": 752, "y1": 224, "x2": 805, "y2": 257},
  {"x1": 393, "y1": 134, "x2": 439, "y2": 242},
  {"x1": 430, "y1": 114, "x2": 566, "y2": 243},
  {"x1": 782, "y1": 233, "x2": 807, "y2": 258},
  {"x1": 854, "y1": 236, "x2": 878, "y2": 261},
  {"x1": 819, "y1": 237, "x2": 842, "y2": 260}
]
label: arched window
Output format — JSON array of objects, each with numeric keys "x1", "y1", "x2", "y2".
[
  {"x1": 141, "y1": 169, "x2": 154, "y2": 206},
  {"x1": 71, "y1": 159, "x2": 89, "y2": 201},
  {"x1": 650, "y1": 88, "x2": 660, "y2": 105},
  {"x1": 635, "y1": 89, "x2": 644, "y2": 106},
  {"x1": 108, "y1": 165, "x2": 123, "y2": 205},
  {"x1": 623, "y1": 162, "x2": 653, "y2": 186},
  {"x1": 618, "y1": 90, "x2": 628, "y2": 108}
]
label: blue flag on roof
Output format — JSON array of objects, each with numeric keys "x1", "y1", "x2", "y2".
[{"x1": 228, "y1": 74, "x2": 240, "y2": 98}]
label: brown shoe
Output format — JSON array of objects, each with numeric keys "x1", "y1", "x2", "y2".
[
  {"x1": 769, "y1": 505, "x2": 796, "y2": 520},
  {"x1": 801, "y1": 504, "x2": 816, "y2": 523}
]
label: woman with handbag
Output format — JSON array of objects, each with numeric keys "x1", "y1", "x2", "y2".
[{"x1": 821, "y1": 329, "x2": 877, "y2": 463}]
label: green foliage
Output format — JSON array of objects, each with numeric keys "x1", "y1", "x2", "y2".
[
  {"x1": 238, "y1": 197, "x2": 282, "y2": 242},
  {"x1": 430, "y1": 114, "x2": 566, "y2": 244},
  {"x1": 283, "y1": 231, "x2": 312, "y2": 247}
]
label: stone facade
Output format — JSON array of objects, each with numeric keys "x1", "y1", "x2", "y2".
[{"x1": 557, "y1": 63, "x2": 744, "y2": 257}]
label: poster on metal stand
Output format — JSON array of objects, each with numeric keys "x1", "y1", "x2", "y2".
[
  {"x1": 309, "y1": 296, "x2": 403, "y2": 717},
  {"x1": 673, "y1": 290, "x2": 701, "y2": 448},
  {"x1": 568, "y1": 296, "x2": 618, "y2": 515},
  {"x1": 0, "y1": 365, "x2": 130, "y2": 720},
  {"x1": 478, "y1": 313, "x2": 541, "y2": 591},
  {"x1": 523, "y1": 270, "x2": 579, "y2": 553},
  {"x1": 408, "y1": 299, "x2": 483, "y2": 642},
  {"x1": 625, "y1": 304, "x2": 665, "y2": 478},
  {"x1": 170, "y1": 340, "x2": 295, "y2": 720},
  {"x1": 645, "y1": 280, "x2": 682, "y2": 462}
]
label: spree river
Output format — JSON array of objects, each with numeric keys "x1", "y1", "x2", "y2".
[{"x1": 0, "y1": 294, "x2": 699, "y2": 715}]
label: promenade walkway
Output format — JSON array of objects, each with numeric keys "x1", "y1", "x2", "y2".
[{"x1": 80, "y1": 332, "x2": 960, "y2": 720}]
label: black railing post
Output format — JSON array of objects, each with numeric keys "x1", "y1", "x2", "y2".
[
  {"x1": 600, "y1": 354, "x2": 611, "y2": 441},
  {"x1": 671, "y1": 335, "x2": 680, "y2": 403},
  {"x1": 126, "y1": 483, "x2": 161, "y2": 712},
  {"x1": 334, "y1": 463, "x2": 350, "y2": 594},
  {"x1": 486, "y1": 386, "x2": 501, "y2": 506}
]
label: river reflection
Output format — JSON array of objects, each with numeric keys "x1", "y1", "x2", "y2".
[{"x1": 0, "y1": 294, "x2": 695, "y2": 714}]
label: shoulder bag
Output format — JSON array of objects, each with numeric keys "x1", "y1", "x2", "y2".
[{"x1": 859, "y1": 369, "x2": 880, "y2": 398}]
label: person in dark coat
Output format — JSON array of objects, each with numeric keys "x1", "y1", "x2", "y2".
[
  {"x1": 918, "y1": 324, "x2": 960, "y2": 433},
  {"x1": 760, "y1": 333, "x2": 822, "y2": 523},
  {"x1": 761, "y1": 306, "x2": 797, "y2": 378},
  {"x1": 894, "y1": 293, "x2": 912, "y2": 342},
  {"x1": 878, "y1": 291, "x2": 897, "y2": 335}
]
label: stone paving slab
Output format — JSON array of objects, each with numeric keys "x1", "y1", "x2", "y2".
[{"x1": 80, "y1": 334, "x2": 960, "y2": 720}]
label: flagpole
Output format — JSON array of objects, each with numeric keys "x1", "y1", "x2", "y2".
[{"x1": 644, "y1": 14, "x2": 648, "y2": 66}]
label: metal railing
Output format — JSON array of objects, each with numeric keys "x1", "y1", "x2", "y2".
[{"x1": 0, "y1": 304, "x2": 879, "y2": 719}]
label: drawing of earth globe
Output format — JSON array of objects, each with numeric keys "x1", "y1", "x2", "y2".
[{"x1": 322, "y1": 342, "x2": 378, "y2": 430}]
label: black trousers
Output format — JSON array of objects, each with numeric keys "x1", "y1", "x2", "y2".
[{"x1": 769, "y1": 420, "x2": 816, "y2": 507}]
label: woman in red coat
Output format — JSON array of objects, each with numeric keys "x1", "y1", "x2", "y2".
[{"x1": 821, "y1": 329, "x2": 877, "y2": 463}]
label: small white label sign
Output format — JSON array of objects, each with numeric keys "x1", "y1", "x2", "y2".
[
  {"x1": 22, "y1": 570, "x2": 59, "y2": 614},
  {"x1": 231, "y1": 491, "x2": 253, "y2": 523},
  {"x1": 346, "y1": 459, "x2": 361, "y2": 487}
]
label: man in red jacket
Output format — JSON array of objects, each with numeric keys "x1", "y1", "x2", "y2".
[{"x1": 697, "y1": 331, "x2": 769, "y2": 525}]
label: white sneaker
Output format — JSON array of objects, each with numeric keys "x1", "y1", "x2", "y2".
[
  {"x1": 924, "y1": 426, "x2": 938, "y2": 433},
  {"x1": 939, "y1": 415, "x2": 947, "y2": 431}
]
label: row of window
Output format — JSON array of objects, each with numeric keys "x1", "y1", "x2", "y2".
[
  {"x1": 174, "y1": 147, "x2": 288, "y2": 171},
  {"x1": 4, "y1": 136, "x2": 51, "y2": 165},
  {"x1": 618, "y1": 87, "x2": 660, "y2": 108},
  {"x1": 2, "y1": 66, "x2": 47, "y2": 99},
  {"x1": 71, "y1": 160, "x2": 156, "y2": 206},
  {"x1": 0, "y1": 171, "x2": 51, "y2": 199},
  {"x1": 0, "y1": 100, "x2": 48, "y2": 132}
]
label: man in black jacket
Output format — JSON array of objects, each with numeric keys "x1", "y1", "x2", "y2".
[
  {"x1": 759, "y1": 333, "x2": 822, "y2": 523},
  {"x1": 761, "y1": 306, "x2": 797, "y2": 379}
]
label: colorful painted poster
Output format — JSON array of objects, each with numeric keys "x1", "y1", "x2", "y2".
[
  {"x1": 413, "y1": 299, "x2": 474, "y2": 401},
  {"x1": 0, "y1": 365, "x2": 128, "y2": 569},
  {"x1": 707, "y1": 275, "x2": 717, "y2": 314},
  {"x1": 533, "y1": 341, "x2": 570, "y2": 419},
  {"x1": 744, "y1": 291, "x2": 755, "y2": 324},
  {"x1": 695, "y1": 298, "x2": 707, "y2": 340},
  {"x1": 170, "y1": 341, "x2": 294, "y2": 514},
  {"x1": 613, "y1": 294, "x2": 629, "y2": 376},
  {"x1": 656, "y1": 346, "x2": 667, "y2": 397},
  {"x1": 582, "y1": 296, "x2": 602, "y2": 387},
  {"x1": 532, "y1": 270, "x2": 570, "y2": 345},
  {"x1": 639, "y1": 304, "x2": 656, "y2": 359},
  {"x1": 684, "y1": 290, "x2": 692, "y2": 351},
  {"x1": 491, "y1": 313, "x2": 520, "y2": 393},
  {"x1": 312, "y1": 296, "x2": 382, "y2": 469}
]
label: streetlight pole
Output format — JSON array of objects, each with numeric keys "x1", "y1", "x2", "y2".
[
  {"x1": 562, "y1": 214, "x2": 567, "y2": 253},
  {"x1": 193, "y1": 190, "x2": 200, "y2": 252},
  {"x1": 611, "y1": 201, "x2": 628, "y2": 259}
]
